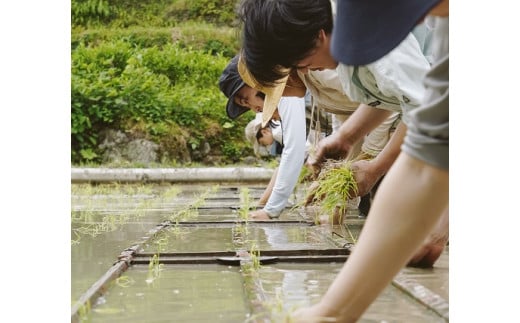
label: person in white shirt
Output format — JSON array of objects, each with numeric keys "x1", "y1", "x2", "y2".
[{"x1": 219, "y1": 55, "x2": 307, "y2": 220}]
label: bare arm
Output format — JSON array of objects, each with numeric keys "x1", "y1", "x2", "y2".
[
  {"x1": 350, "y1": 121, "x2": 406, "y2": 197},
  {"x1": 306, "y1": 104, "x2": 393, "y2": 175},
  {"x1": 408, "y1": 208, "x2": 449, "y2": 267},
  {"x1": 292, "y1": 153, "x2": 449, "y2": 322}
]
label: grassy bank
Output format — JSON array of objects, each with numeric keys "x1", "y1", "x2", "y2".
[{"x1": 71, "y1": 0, "x2": 263, "y2": 166}]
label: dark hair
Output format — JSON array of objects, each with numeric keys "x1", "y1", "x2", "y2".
[
  {"x1": 255, "y1": 128, "x2": 265, "y2": 141},
  {"x1": 238, "y1": 0, "x2": 333, "y2": 87},
  {"x1": 255, "y1": 120, "x2": 278, "y2": 141}
]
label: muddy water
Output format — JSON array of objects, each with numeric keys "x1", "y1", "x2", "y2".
[
  {"x1": 71, "y1": 182, "x2": 448, "y2": 322},
  {"x1": 258, "y1": 263, "x2": 445, "y2": 322},
  {"x1": 88, "y1": 265, "x2": 248, "y2": 322},
  {"x1": 399, "y1": 247, "x2": 449, "y2": 300},
  {"x1": 140, "y1": 225, "x2": 341, "y2": 253},
  {"x1": 71, "y1": 183, "x2": 239, "y2": 301}
]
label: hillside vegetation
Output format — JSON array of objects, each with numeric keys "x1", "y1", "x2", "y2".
[{"x1": 71, "y1": 0, "x2": 260, "y2": 166}]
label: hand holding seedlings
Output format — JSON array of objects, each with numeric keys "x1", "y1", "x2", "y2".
[
  {"x1": 304, "y1": 161, "x2": 358, "y2": 222},
  {"x1": 305, "y1": 132, "x2": 354, "y2": 179},
  {"x1": 349, "y1": 159, "x2": 386, "y2": 198}
]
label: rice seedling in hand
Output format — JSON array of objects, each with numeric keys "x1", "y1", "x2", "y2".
[{"x1": 306, "y1": 160, "x2": 358, "y2": 223}]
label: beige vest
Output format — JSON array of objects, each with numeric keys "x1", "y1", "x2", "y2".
[
  {"x1": 297, "y1": 69, "x2": 359, "y2": 116},
  {"x1": 298, "y1": 69, "x2": 400, "y2": 158}
]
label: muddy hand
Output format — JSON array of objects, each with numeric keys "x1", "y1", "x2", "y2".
[
  {"x1": 350, "y1": 159, "x2": 383, "y2": 198},
  {"x1": 306, "y1": 134, "x2": 350, "y2": 179},
  {"x1": 408, "y1": 210, "x2": 449, "y2": 268},
  {"x1": 303, "y1": 181, "x2": 321, "y2": 206},
  {"x1": 305, "y1": 139, "x2": 330, "y2": 179}
]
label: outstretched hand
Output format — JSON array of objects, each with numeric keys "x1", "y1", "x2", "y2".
[
  {"x1": 303, "y1": 180, "x2": 322, "y2": 206},
  {"x1": 306, "y1": 133, "x2": 352, "y2": 179},
  {"x1": 350, "y1": 159, "x2": 384, "y2": 198},
  {"x1": 408, "y1": 210, "x2": 449, "y2": 268}
]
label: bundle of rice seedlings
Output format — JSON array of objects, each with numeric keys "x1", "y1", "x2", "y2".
[{"x1": 307, "y1": 160, "x2": 358, "y2": 223}]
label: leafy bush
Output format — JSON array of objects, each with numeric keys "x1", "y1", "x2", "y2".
[
  {"x1": 71, "y1": 0, "x2": 254, "y2": 165},
  {"x1": 72, "y1": 27, "x2": 174, "y2": 50},
  {"x1": 72, "y1": 0, "x2": 112, "y2": 26},
  {"x1": 72, "y1": 0, "x2": 241, "y2": 29},
  {"x1": 164, "y1": 0, "x2": 239, "y2": 26},
  {"x1": 71, "y1": 40, "x2": 252, "y2": 164},
  {"x1": 72, "y1": 23, "x2": 239, "y2": 58}
]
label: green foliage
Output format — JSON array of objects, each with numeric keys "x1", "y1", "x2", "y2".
[
  {"x1": 204, "y1": 39, "x2": 236, "y2": 57},
  {"x1": 138, "y1": 46, "x2": 228, "y2": 86},
  {"x1": 165, "y1": 0, "x2": 239, "y2": 26},
  {"x1": 221, "y1": 142, "x2": 244, "y2": 162},
  {"x1": 71, "y1": 39, "x2": 251, "y2": 164},
  {"x1": 109, "y1": 0, "x2": 174, "y2": 28},
  {"x1": 72, "y1": 0, "x2": 112, "y2": 26},
  {"x1": 71, "y1": 0, "x2": 250, "y2": 165},
  {"x1": 72, "y1": 27, "x2": 174, "y2": 50},
  {"x1": 72, "y1": 23, "x2": 239, "y2": 57},
  {"x1": 72, "y1": 0, "x2": 241, "y2": 29}
]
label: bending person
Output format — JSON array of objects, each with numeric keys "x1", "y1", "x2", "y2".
[
  {"x1": 236, "y1": 0, "x2": 446, "y2": 268},
  {"x1": 292, "y1": 0, "x2": 449, "y2": 321},
  {"x1": 219, "y1": 55, "x2": 307, "y2": 220}
]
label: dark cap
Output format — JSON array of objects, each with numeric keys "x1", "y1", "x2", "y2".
[
  {"x1": 218, "y1": 55, "x2": 249, "y2": 119},
  {"x1": 332, "y1": 0, "x2": 439, "y2": 66}
]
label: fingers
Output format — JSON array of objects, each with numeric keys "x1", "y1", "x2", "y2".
[
  {"x1": 306, "y1": 153, "x2": 324, "y2": 180},
  {"x1": 304, "y1": 181, "x2": 320, "y2": 206},
  {"x1": 407, "y1": 244, "x2": 445, "y2": 268},
  {"x1": 407, "y1": 234, "x2": 448, "y2": 268},
  {"x1": 248, "y1": 210, "x2": 272, "y2": 221},
  {"x1": 304, "y1": 191, "x2": 316, "y2": 206}
]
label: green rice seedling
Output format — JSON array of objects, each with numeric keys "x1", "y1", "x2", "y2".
[
  {"x1": 162, "y1": 186, "x2": 181, "y2": 199},
  {"x1": 138, "y1": 184, "x2": 153, "y2": 195},
  {"x1": 249, "y1": 242, "x2": 261, "y2": 271},
  {"x1": 239, "y1": 187, "x2": 252, "y2": 222},
  {"x1": 288, "y1": 166, "x2": 323, "y2": 218},
  {"x1": 71, "y1": 230, "x2": 81, "y2": 245},
  {"x1": 232, "y1": 223, "x2": 248, "y2": 247},
  {"x1": 308, "y1": 160, "x2": 358, "y2": 224},
  {"x1": 153, "y1": 231, "x2": 170, "y2": 252},
  {"x1": 188, "y1": 186, "x2": 214, "y2": 210},
  {"x1": 76, "y1": 299, "x2": 91, "y2": 322},
  {"x1": 169, "y1": 218, "x2": 189, "y2": 237},
  {"x1": 210, "y1": 184, "x2": 220, "y2": 194},
  {"x1": 297, "y1": 164, "x2": 313, "y2": 185},
  {"x1": 168, "y1": 206, "x2": 198, "y2": 223},
  {"x1": 343, "y1": 222, "x2": 358, "y2": 244},
  {"x1": 145, "y1": 254, "x2": 163, "y2": 285}
]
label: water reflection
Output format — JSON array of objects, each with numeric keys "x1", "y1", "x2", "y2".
[
  {"x1": 259, "y1": 263, "x2": 445, "y2": 322},
  {"x1": 88, "y1": 265, "x2": 249, "y2": 322},
  {"x1": 72, "y1": 183, "x2": 448, "y2": 322}
]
